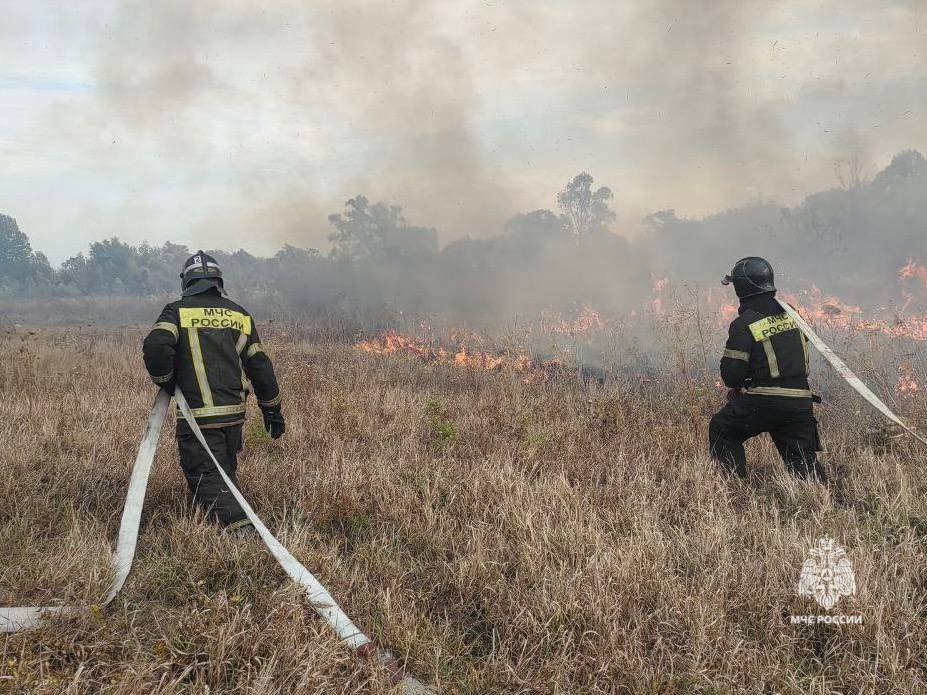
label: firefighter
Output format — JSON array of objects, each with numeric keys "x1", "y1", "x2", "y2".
[
  {"x1": 709, "y1": 257, "x2": 827, "y2": 482},
  {"x1": 142, "y1": 251, "x2": 286, "y2": 532}
]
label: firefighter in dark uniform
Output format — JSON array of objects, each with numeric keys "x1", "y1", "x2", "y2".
[
  {"x1": 142, "y1": 252, "x2": 286, "y2": 532},
  {"x1": 709, "y1": 257, "x2": 827, "y2": 482}
]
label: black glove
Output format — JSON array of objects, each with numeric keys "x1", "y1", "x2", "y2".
[{"x1": 262, "y1": 407, "x2": 286, "y2": 439}]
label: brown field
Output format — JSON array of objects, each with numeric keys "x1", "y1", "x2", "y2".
[{"x1": 1, "y1": 323, "x2": 926, "y2": 694}]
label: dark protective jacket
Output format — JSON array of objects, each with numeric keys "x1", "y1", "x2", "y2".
[
  {"x1": 719, "y1": 292, "x2": 811, "y2": 397},
  {"x1": 143, "y1": 288, "x2": 281, "y2": 427}
]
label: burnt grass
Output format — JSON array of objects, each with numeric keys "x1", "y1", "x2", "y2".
[{"x1": 1, "y1": 326, "x2": 926, "y2": 694}]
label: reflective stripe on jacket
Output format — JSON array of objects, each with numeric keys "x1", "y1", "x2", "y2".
[
  {"x1": 720, "y1": 292, "x2": 811, "y2": 396},
  {"x1": 143, "y1": 288, "x2": 281, "y2": 425}
]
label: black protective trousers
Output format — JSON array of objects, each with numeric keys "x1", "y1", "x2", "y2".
[
  {"x1": 176, "y1": 423, "x2": 249, "y2": 527},
  {"x1": 709, "y1": 395, "x2": 827, "y2": 482}
]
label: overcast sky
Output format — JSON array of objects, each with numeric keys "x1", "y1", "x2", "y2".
[{"x1": 1, "y1": 1, "x2": 925, "y2": 263}]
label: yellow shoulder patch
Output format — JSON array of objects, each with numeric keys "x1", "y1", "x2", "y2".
[
  {"x1": 748, "y1": 313, "x2": 797, "y2": 342},
  {"x1": 179, "y1": 307, "x2": 252, "y2": 335}
]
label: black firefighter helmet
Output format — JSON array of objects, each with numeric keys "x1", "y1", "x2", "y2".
[
  {"x1": 722, "y1": 256, "x2": 776, "y2": 299},
  {"x1": 180, "y1": 251, "x2": 225, "y2": 296}
]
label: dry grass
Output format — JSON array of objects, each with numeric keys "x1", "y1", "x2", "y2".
[{"x1": 1, "y1": 325, "x2": 926, "y2": 694}]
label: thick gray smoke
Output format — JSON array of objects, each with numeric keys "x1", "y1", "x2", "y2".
[
  {"x1": 77, "y1": 0, "x2": 528, "y2": 249},
  {"x1": 26, "y1": 0, "x2": 922, "y2": 256},
  {"x1": 4, "y1": 0, "x2": 927, "y2": 317}
]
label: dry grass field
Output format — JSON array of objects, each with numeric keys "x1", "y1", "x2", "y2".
[{"x1": 1, "y1": 323, "x2": 926, "y2": 693}]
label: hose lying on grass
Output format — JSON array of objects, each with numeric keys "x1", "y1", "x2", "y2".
[
  {"x1": 0, "y1": 389, "x2": 169, "y2": 634},
  {"x1": 0, "y1": 388, "x2": 434, "y2": 694}
]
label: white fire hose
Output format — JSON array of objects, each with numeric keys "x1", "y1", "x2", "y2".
[
  {"x1": 0, "y1": 389, "x2": 433, "y2": 694},
  {"x1": 0, "y1": 389, "x2": 169, "y2": 633},
  {"x1": 778, "y1": 299, "x2": 927, "y2": 446}
]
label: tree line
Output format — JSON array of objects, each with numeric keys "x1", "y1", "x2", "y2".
[{"x1": 2, "y1": 154, "x2": 926, "y2": 320}]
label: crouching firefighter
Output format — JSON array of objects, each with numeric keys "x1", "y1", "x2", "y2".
[
  {"x1": 142, "y1": 251, "x2": 286, "y2": 532},
  {"x1": 709, "y1": 257, "x2": 827, "y2": 482}
]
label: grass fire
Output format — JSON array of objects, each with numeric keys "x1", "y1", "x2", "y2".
[
  {"x1": 2, "y1": 290, "x2": 927, "y2": 691},
  {"x1": 5, "y1": 3, "x2": 927, "y2": 692}
]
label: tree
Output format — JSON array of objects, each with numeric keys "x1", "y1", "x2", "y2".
[
  {"x1": 59, "y1": 238, "x2": 156, "y2": 294},
  {"x1": 328, "y1": 195, "x2": 437, "y2": 261},
  {"x1": 556, "y1": 173, "x2": 616, "y2": 244},
  {"x1": 642, "y1": 209, "x2": 678, "y2": 231},
  {"x1": 0, "y1": 215, "x2": 54, "y2": 293},
  {"x1": 504, "y1": 209, "x2": 567, "y2": 241},
  {"x1": 872, "y1": 149, "x2": 926, "y2": 189}
]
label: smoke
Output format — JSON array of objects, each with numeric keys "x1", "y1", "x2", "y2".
[
  {"x1": 65, "y1": 0, "x2": 529, "y2": 250},
  {"x1": 6, "y1": 0, "x2": 927, "y2": 285}
]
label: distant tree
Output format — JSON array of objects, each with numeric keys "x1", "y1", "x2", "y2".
[
  {"x1": 0, "y1": 215, "x2": 54, "y2": 294},
  {"x1": 275, "y1": 244, "x2": 320, "y2": 262},
  {"x1": 642, "y1": 209, "x2": 679, "y2": 231},
  {"x1": 504, "y1": 209, "x2": 567, "y2": 241},
  {"x1": 872, "y1": 150, "x2": 926, "y2": 189},
  {"x1": 833, "y1": 152, "x2": 867, "y2": 191},
  {"x1": 148, "y1": 241, "x2": 191, "y2": 292},
  {"x1": 328, "y1": 195, "x2": 438, "y2": 261},
  {"x1": 59, "y1": 238, "x2": 152, "y2": 294},
  {"x1": 557, "y1": 173, "x2": 616, "y2": 244},
  {"x1": 59, "y1": 253, "x2": 91, "y2": 294},
  {"x1": 90, "y1": 238, "x2": 149, "y2": 293},
  {"x1": 0, "y1": 216, "x2": 34, "y2": 283}
]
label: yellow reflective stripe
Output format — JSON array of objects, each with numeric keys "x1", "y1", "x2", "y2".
[
  {"x1": 235, "y1": 334, "x2": 250, "y2": 399},
  {"x1": 179, "y1": 307, "x2": 251, "y2": 335},
  {"x1": 748, "y1": 313, "x2": 797, "y2": 342},
  {"x1": 723, "y1": 348, "x2": 750, "y2": 362},
  {"x1": 178, "y1": 403, "x2": 247, "y2": 418},
  {"x1": 152, "y1": 321, "x2": 179, "y2": 341},
  {"x1": 259, "y1": 394, "x2": 282, "y2": 409},
  {"x1": 234, "y1": 334, "x2": 250, "y2": 400},
  {"x1": 761, "y1": 340, "x2": 780, "y2": 378},
  {"x1": 225, "y1": 519, "x2": 253, "y2": 532},
  {"x1": 800, "y1": 333, "x2": 810, "y2": 375},
  {"x1": 187, "y1": 327, "x2": 214, "y2": 409},
  {"x1": 745, "y1": 386, "x2": 812, "y2": 398},
  {"x1": 246, "y1": 342, "x2": 264, "y2": 359},
  {"x1": 151, "y1": 371, "x2": 174, "y2": 384}
]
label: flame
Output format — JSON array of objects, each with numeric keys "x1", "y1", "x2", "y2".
[
  {"x1": 897, "y1": 362, "x2": 921, "y2": 395},
  {"x1": 541, "y1": 305, "x2": 607, "y2": 336},
  {"x1": 356, "y1": 330, "x2": 560, "y2": 381},
  {"x1": 778, "y1": 284, "x2": 927, "y2": 341},
  {"x1": 650, "y1": 274, "x2": 670, "y2": 314},
  {"x1": 359, "y1": 260, "x2": 927, "y2": 383},
  {"x1": 900, "y1": 259, "x2": 927, "y2": 292},
  {"x1": 704, "y1": 287, "x2": 739, "y2": 323},
  {"x1": 779, "y1": 287, "x2": 863, "y2": 330}
]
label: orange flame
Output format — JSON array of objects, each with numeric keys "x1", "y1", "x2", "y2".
[
  {"x1": 356, "y1": 330, "x2": 560, "y2": 381},
  {"x1": 541, "y1": 305, "x2": 607, "y2": 336},
  {"x1": 899, "y1": 259, "x2": 927, "y2": 292},
  {"x1": 897, "y1": 363, "x2": 921, "y2": 395}
]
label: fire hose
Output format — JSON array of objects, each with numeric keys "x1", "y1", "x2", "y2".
[
  {"x1": 0, "y1": 390, "x2": 169, "y2": 634},
  {"x1": 0, "y1": 389, "x2": 433, "y2": 694},
  {"x1": 778, "y1": 299, "x2": 927, "y2": 446}
]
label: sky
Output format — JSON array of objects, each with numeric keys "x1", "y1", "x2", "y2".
[{"x1": 1, "y1": 0, "x2": 925, "y2": 264}]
